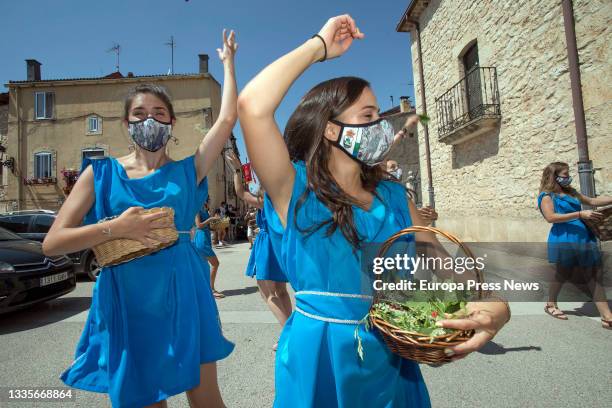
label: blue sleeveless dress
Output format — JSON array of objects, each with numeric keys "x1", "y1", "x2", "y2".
[
  {"x1": 60, "y1": 156, "x2": 234, "y2": 408},
  {"x1": 264, "y1": 161, "x2": 430, "y2": 408},
  {"x1": 245, "y1": 209, "x2": 287, "y2": 282},
  {"x1": 193, "y1": 208, "x2": 216, "y2": 258},
  {"x1": 537, "y1": 192, "x2": 601, "y2": 267}
]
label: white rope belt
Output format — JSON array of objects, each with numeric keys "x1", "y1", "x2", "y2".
[
  {"x1": 295, "y1": 290, "x2": 373, "y2": 300},
  {"x1": 294, "y1": 290, "x2": 372, "y2": 325}
]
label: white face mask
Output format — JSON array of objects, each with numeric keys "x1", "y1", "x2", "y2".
[{"x1": 329, "y1": 118, "x2": 396, "y2": 166}]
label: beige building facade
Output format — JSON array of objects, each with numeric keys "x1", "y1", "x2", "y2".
[
  {"x1": 0, "y1": 93, "x2": 9, "y2": 210},
  {"x1": 397, "y1": 0, "x2": 611, "y2": 242},
  {"x1": 3, "y1": 56, "x2": 238, "y2": 213}
]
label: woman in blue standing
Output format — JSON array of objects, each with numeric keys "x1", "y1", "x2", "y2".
[
  {"x1": 43, "y1": 30, "x2": 238, "y2": 408},
  {"x1": 238, "y1": 15, "x2": 511, "y2": 407},
  {"x1": 537, "y1": 161, "x2": 611, "y2": 328},
  {"x1": 225, "y1": 151, "x2": 292, "y2": 350},
  {"x1": 194, "y1": 198, "x2": 225, "y2": 299}
]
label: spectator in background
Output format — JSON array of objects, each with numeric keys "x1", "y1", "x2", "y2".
[{"x1": 537, "y1": 161, "x2": 611, "y2": 329}]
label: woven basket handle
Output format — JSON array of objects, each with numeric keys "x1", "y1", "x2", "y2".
[{"x1": 375, "y1": 225, "x2": 484, "y2": 299}]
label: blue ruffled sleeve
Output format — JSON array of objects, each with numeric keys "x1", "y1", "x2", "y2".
[{"x1": 537, "y1": 191, "x2": 554, "y2": 214}]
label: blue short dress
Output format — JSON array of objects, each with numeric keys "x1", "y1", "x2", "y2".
[
  {"x1": 245, "y1": 209, "x2": 287, "y2": 282},
  {"x1": 60, "y1": 156, "x2": 234, "y2": 408},
  {"x1": 264, "y1": 161, "x2": 430, "y2": 408},
  {"x1": 193, "y1": 208, "x2": 216, "y2": 259},
  {"x1": 537, "y1": 192, "x2": 601, "y2": 267}
]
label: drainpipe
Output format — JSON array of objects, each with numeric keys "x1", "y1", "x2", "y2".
[
  {"x1": 414, "y1": 22, "x2": 435, "y2": 209},
  {"x1": 15, "y1": 86, "x2": 22, "y2": 210},
  {"x1": 561, "y1": 0, "x2": 595, "y2": 202}
]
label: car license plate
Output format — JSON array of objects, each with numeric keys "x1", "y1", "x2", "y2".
[{"x1": 40, "y1": 272, "x2": 69, "y2": 287}]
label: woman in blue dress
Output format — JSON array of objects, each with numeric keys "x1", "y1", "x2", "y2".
[
  {"x1": 193, "y1": 198, "x2": 225, "y2": 299},
  {"x1": 238, "y1": 15, "x2": 511, "y2": 407},
  {"x1": 42, "y1": 30, "x2": 239, "y2": 408},
  {"x1": 225, "y1": 151, "x2": 291, "y2": 350},
  {"x1": 537, "y1": 161, "x2": 612, "y2": 328}
]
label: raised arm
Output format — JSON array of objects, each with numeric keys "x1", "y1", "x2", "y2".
[
  {"x1": 195, "y1": 29, "x2": 239, "y2": 184},
  {"x1": 225, "y1": 151, "x2": 263, "y2": 208},
  {"x1": 237, "y1": 15, "x2": 364, "y2": 226}
]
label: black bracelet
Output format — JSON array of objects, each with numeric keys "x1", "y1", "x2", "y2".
[{"x1": 311, "y1": 34, "x2": 327, "y2": 62}]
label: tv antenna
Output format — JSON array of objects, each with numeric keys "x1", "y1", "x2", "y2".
[
  {"x1": 107, "y1": 43, "x2": 121, "y2": 72},
  {"x1": 165, "y1": 36, "x2": 176, "y2": 75}
]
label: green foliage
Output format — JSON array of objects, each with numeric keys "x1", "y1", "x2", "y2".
[{"x1": 418, "y1": 114, "x2": 431, "y2": 125}]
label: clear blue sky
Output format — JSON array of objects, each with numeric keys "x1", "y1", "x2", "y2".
[{"x1": 2, "y1": 0, "x2": 415, "y2": 159}]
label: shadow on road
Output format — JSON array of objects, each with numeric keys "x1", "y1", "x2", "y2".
[
  {"x1": 478, "y1": 341, "x2": 542, "y2": 355},
  {"x1": 0, "y1": 296, "x2": 91, "y2": 335},
  {"x1": 563, "y1": 301, "x2": 612, "y2": 317},
  {"x1": 221, "y1": 286, "x2": 259, "y2": 297}
]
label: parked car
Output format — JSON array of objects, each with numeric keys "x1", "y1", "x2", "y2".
[
  {"x1": 0, "y1": 226, "x2": 75, "y2": 314},
  {"x1": 0, "y1": 210, "x2": 100, "y2": 281}
]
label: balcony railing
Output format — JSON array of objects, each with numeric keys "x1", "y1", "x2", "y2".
[{"x1": 435, "y1": 67, "x2": 501, "y2": 143}]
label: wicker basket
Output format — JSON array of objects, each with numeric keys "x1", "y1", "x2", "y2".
[
  {"x1": 369, "y1": 225, "x2": 483, "y2": 365},
  {"x1": 209, "y1": 216, "x2": 230, "y2": 232},
  {"x1": 583, "y1": 205, "x2": 612, "y2": 242},
  {"x1": 92, "y1": 207, "x2": 178, "y2": 267}
]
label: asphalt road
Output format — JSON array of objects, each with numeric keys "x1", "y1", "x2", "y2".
[{"x1": 1, "y1": 242, "x2": 610, "y2": 407}]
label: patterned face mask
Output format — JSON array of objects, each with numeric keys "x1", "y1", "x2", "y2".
[
  {"x1": 128, "y1": 117, "x2": 172, "y2": 152},
  {"x1": 329, "y1": 118, "x2": 396, "y2": 166},
  {"x1": 556, "y1": 175, "x2": 572, "y2": 187}
]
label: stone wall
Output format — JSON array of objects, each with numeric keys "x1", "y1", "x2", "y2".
[
  {"x1": 410, "y1": 0, "x2": 611, "y2": 242},
  {"x1": 383, "y1": 111, "x2": 423, "y2": 204}
]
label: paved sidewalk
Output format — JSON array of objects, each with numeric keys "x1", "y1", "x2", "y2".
[{"x1": 0, "y1": 241, "x2": 610, "y2": 407}]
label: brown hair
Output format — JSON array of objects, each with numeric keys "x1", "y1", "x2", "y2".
[
  {"x1": 123, "y1": 84, "x2": 176, "y2": 121},
  {"x1": 539, "y1": 161, "x2": 577, "y2": 196},
  {"x1": 284, "y1": 76, "x2": 389, "y2": 250}
]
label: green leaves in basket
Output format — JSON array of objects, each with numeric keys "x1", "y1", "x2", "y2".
[{"x1": 370, "y1": 296, "x2": 470, "y2": 342}]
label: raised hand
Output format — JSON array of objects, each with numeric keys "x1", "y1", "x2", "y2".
[
  {"x1": 317, "y1": 14, "x2": 364, "y2": 60},
  {"x1": 217, "y1": 29, "x2": 238, "y2": 63}
]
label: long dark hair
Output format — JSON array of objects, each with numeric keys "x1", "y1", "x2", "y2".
[
  {"x1": 284, "y1": 76, "x2": 388, "y2": 250},
  {"x1": 539, "y1": 162, "x2": 578, "y2": 196}
]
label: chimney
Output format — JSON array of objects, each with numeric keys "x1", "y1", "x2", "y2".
[
  {"x1": 26, "y1": 59, "x2": 42, "y2": 81},
  {"x1": 399, "y1": 96, "x2": 411, "y2": 113},
  {"x1": 198, "y1": 54, "x2": 209, "y2": 74}
]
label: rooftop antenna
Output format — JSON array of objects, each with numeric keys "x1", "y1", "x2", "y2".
[
  {"x1": 165, "y1": 36, "x2": 176, "y2": 75},
  {"x1": 390, "y1": 95, "x2": 394, "y2": 108},
  {"x1": 107, "y1": 43, "x2": 121, "y2": 72}
]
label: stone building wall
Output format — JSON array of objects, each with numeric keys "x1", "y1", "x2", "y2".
[
  {"x1": 383, "y1": 111, "x2": 423, "y2": 205},
  {"x1": 410, "y1": 0, "x2": 611, "y2": 242}
]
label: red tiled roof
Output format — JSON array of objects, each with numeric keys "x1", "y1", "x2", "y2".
[{"x1": 103, "y1": 71, "x2": 124, "y2": 79}]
